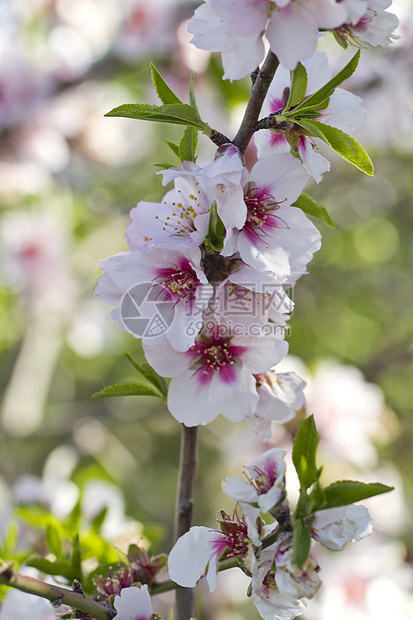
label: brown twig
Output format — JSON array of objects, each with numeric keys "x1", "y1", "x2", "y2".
[
  {"x1": 0, "y1": 566, "x2": 115, "y2": 620},
  {"x1": 233, "y1": 50, "x2": 280, "y2": 153},
  {"x1": 174, "y1": 424, "x2": 198, "y2": 620}
]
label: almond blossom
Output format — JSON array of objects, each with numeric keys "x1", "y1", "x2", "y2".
[
  {"x1": 254, "y1": 52, "x2": 366, "y2": 182},
  {"x1": 333, "y1": 0, "x2": 399, "y2": 47},
  {"x1": 95, "y1": 246, "x2": 213, "y2": 351},
  {"x1": 143, "y1": 328, "x2": 288, "y2": 426},
  {"x1": 312, "y1": 504, "x2": 372, "y2": 550},
  {"x1": 248, "y1": 371, "x2": 306, "y2": 441},
  {"x1": 222, "y1": 447, "x2": 287, "y2": 513},
  {"x1": 252, "y1": 537, "x2": 321, "y2": 620},
  {"x1": 221, "y1": 153, "x2": 321, "y2": 282},
  {"x1": 113, "y1": 584, "x2": 154, "y2": 620},
  {"x1": 168, "y1": 505, "x2": 263, "y2": 592}
]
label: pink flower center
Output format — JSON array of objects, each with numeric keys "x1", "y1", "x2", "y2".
[
  {"x1": 188, "y1": 332, "x2": 246, "y2": 385},
  {"x1": 212, "y1": 510, "x2": 251, "y2": 561},
  {"x1": 243, "y1": 186, "x2": 288, "y2": 247},
  {"x1": 251, "y1": 459, "x2": 278, "y2": 494},
  {"x1": 154, "y1": 261, "x2": 199, "y2": 308}
]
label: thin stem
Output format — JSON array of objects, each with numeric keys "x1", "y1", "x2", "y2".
[
  {"x1": 174, "y1": 424, "x2": 198, "y2": 620},
  {"x1": 0, "y1": 566, "x2": 115, "y2": 619},
  {"x1": 233, "y1": 51, "x2": 280, "y2": 153}
]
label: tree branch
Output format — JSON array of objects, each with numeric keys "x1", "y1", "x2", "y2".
[
  {"x1": 174, "y1": 424, "x2": 198, "y2": 620},
  {"x1": 0, "y1": 565, "x2": 115, "y2": 620},
  {"x1": 233, "y1": 51, "x2": 280, "y2": 153}
]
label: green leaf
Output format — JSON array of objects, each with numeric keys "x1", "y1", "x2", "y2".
[
  {"x1": 292, "y1": 415, "x2": 320, "y2": 490},
  {"x1": 285, "y1": 62, "x2": 308, "y2": 110},
  {"x1": 188, "y1": 72, "x2": 199, "y2": 113},
  {"x1": 92, "y1": 382, "x2": 163, "y2": 399},
  {"x1": 26, "y1": 557, "x2": 76, "y2": 579},
  {"x1": 165, "y1": 140, "x2": 180, "y2": 157},
  {"x1": 46, "y1": 522, "x2": 63, "y2": 560},
  {"x1": 205, "y1": 202, "x2": 225, "y2": 252},
  {"x1": 124, "y1": 354, "x2": 168, "y2": 397},
  {"x1": 150, "y1": 63, "x2": 182, "y2": 104},
  {"x1": 292, "y1": 518, "x2": 312, "y2": 568},
  {"x1": 179, "y1": 126, "x2": 198, "y2": 163},
  {"x1": 105, "y1": 103, "x2": 206, "y2": 130},
  {"x1": 292, "y1": 192, "x2": 334, "y2": 227},
  {"x1": 316, "y1": 481, "x2": 394, "y2": 511},
  {"x1": 90, "y1": 506, "x2": 108, "y2": 534},
  {"x1": 295, "y1": 119, "x2": 374, "y2": 176},
  {"x1": 292, "y1": 50, "x2": 361, "y2": 114}
]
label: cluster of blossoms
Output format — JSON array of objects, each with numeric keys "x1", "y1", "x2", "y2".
[
  {"x1": 96, "y1": 145, "x2": 320, "y2": 436},
  {"x1": 188, "y1": 0, "x2": 399, "y2": 78},
  {"x1": 168, "y1": 448, "x2": 372, "y2": 620}
]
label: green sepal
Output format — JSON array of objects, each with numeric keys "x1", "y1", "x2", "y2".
[
  {"x1": 294, "y1": 119, "x2": 374, "y2": 176},
  {"x1": 292, "y1": 192, "x2": 334, "y2": 227},
  {"x1": 292, "y1": 415, "x2": 321, "y2": 491},
  {"x1": 92, "y1": 382, "x2": 163, "y2": 399},
  {"x1": 105, "y1": 103, "x2": 207, "y2": 130},
  {"x1": 204, "y1": 201, "x2": 225, "y2": 252},
  {"x1": 291, "y1": 50, "x2": 361, "y2": 114},
  {"x1": 150, "y1": 63, "x2": 182, "y2": 104},
  {"x1": 292, "y1": 518, "x2": 312, "y2": 568},
  {"x1": 124, "y1": 353, "x2": 168, "y2": 397},
  {"x1": 312, "y1": 480, "x2": 394, "y2": 511},
  {"x1": 285, "y1": 62, "x2": 308, "y2": 110}
]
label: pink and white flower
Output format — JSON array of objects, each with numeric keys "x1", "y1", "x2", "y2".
[
  {"x1": 248, "y1": 371, "x2": 306, "y2": 441},
  {"x1": 160, "y1": 145, "x2": 247, "y2": 230},
  {"x1": 126, "y1": 163, "x2": 212, "y2": 250},
  {"x1": 222, "y1": 447, "x2": 287, "y2": 513},
  {"x1": 312, "y1": 504, "x2": 372, "y2": 550},
  {"x1": 252, "y1": 535, "x2": 321, "y2": 619},
  {"x1": 255, "y1": 52, "x2": 366, "y2": 182},
  {"x1": 113, "y1": 584, "x2": 154, "y2": 620},
  {"x1": 143, "y1": 328, "x2": 288, "y2": 426},
  {"x1": 333, "y1": 0, "x2": 399, "y2": 47},
  {"x1": 168, "y1": 505, "x2": 262, "y2": 592},
  {"x1": 222, "y1": 153, "x2": 320, "y2": 282},
  {"x1": 95, "y1": 246, "x2": 213, "y2": 351},
  {"x1": 187, "y1": 0, "x2": 270, "y2": 80}
]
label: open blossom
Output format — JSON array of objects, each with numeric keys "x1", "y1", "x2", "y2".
[
  {"x1": 126, "y1": 162, "x2": 212, "y2": 250},
  {"x1": 143, "y1": 328, "x2": 288, "y2": 426},
  {"x1": 334, "y1": 0, "x2": 399, "y2": 47},
  {"x1": 222, "y1": 447, "x2": 287, "y2": 513},
  {"x1": 248, "y1": 371, "x2": 306, "y2": 441},
  {"x1": 255, "y1": 52, "x2": 366, "y2": 182},
  {"x1": 168, "y1": 505, "x2": 262, "y2": 592},
  {"x1": 222, "y1": 153, "x2": 320, "y2": 283},
  {"x1": 113, "y1": 584, "x2": 154, "y2": 620},
  {"x1": 95, "y1": 246, "x2": 213, "y2": 352},
  {"x1": 252, "y1": 537, "x2": 321, "y2": 620},
  {"x1": 160, "y1": 145, "x2": 247, "y2": 230},
  {"x1": 312, "y1": 504, "x2": 372, "y2": 550},
  {"x1": 187, "y1": 0, "x2": 348, "y2": 75}
]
